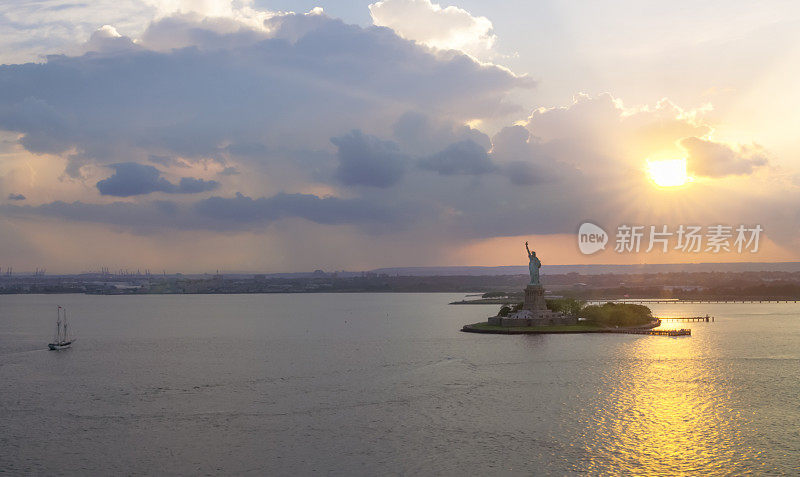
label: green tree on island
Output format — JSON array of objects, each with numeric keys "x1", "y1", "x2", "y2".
[
  {"x1": 545, "y1": 297, "x2": 586, "y2": 316},
  {"x1": 580, "y1": 302, "x2": 653, "y2": 327}
]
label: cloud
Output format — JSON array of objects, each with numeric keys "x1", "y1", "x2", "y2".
[
  {"x1": 489, "y1": 125, "x2": 557, "y2": 185},
  {"x1": 331, "y1": 130, "x2": 407, "y2": 187},
  {"x1": 0, "y1": 199, "x2": 183, "y2": 231},
  {"x1": 2, "y1": 83, "x2": 780, "y2": 245},
  {"x1": 502, "y1": 161, "x2": 547, "y2": 186},
  {"x1": 0, "y1": 192, "x2": 402, "y2": 232},
  {"x1": 418, "y1": 139, "x2": 496, "y2": 175},
  {"x1": 0, "y1": 97, "x2": 72, "y2": 155},
  {"x1": 369, "y1": 0, "x2": 496, "y2": 59},
  {"x1": 82, "y1": 25, "x2": 140, "y2": 55},
  {"x1": 96, "y1": 162, "x2": 219, "y2": 196},
  {"x1": 522, "y1": 94, "x2": 711, "y2": 166},
  {"x1": 194, "y1": 192, "x2": 399, "y2": 227},
  {"x1": 138, "y1": 12, "x2": 271, "y2": 52},
  {"x1": 35, "y1": 91, "x2": 764, "y2": 241},
  {"x1": 0, "y1": 9, "x2": 541, "y2": 251},
  {"x1": 142, "y1": 0, "x2": 277, "y2": 29},
  {"x1": 177, "y1": 176, "x2": 219, "y2": 193},
  {"x1": 7, "y1": 193, "x2": 26, "y2": 201},
  {"x1": 147, "y1": 154, "x2": 189, "y2": 168},
  {"x1": 0, "y1": 0, "x2": 278, "y2": 64},
  {"x1": 0, "y1": 12, "x2": 529, "y2": 179},
  {"x1": 0, "y1": 0, "x2": 153, "y2": 64},
  {"x1": 365, "y1": 93, "x2": 786, "y2": 240},
  {"x1": 681, "y1": 137, "x2": 767, "y2": 177},
  {"x1": 392, "y1": 111, "x2": 490, "y2": 154},
  {"x1": 0, "y1": 3, "x2": 794, "y2": 269},
  {"x1": 219, "y1": 166, "x2": 239, "y2": 176}
]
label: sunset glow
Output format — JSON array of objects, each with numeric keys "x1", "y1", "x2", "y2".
[{"x1": 0, "y1": 0, "x2": 796, "y2": 270}]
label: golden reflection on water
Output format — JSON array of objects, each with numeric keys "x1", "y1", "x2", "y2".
[{"x1": 577, "y1": 333, "x2": 761, "y2": 475}]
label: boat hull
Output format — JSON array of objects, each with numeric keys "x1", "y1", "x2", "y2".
[{"x1": 48, "y1": 341, "x2": 72, "y2": 350}]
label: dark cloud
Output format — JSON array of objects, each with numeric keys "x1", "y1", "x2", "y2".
[
  {"x1": 96, "y1": 162, "x2": 219, "y2": 197},
  {"x1": 219, "y1": 166, "x2": 240, "y2": 176},
  {"x1": 503, "y1": 161, "x2": 547, "y2": 186},
  {"x1": 195, "y1": 192, "x2": 398, "y2": 226},
  {"x1": 681, "y1": 137, "x2": 767, "y2": 177},
  {"x1": 418, "y1": 139, "x2": 496, "y2": 175},
  {"x1": 489, "y1": 125, "x2": 559, "y2": 185},
  {"x1": 0, "y1": 192, "x2": 402, "y2": 232},
  {"x1": 0, "y1": 13, "x2": 529, "y2": 176},
  {"x1": 147, "y1": 154, "x2": 189, "y2": 168},
  {"x1": 147, "y1": 155, "x2": 173, "y2": 166},
  {"x1": 331, "y1": 130, "x2": 406, "y2": 187},
  {"x1": 177, "y1": 177, "x2": 219, "y2": 194},
  {"x1": 0, "y1": 200, "x2": 182, "y2": 231},
  {"x1": 392, "y1": 111, "x2": 490, "y2": 155},
  {"x1": 0, "y1": 97, "x2": 72, "y2": 155},
  {"x1": 96, "y1": 163, "x2": 172, "y2": 197},
  {"x1": 489, "y1": 125, "x2": 531, "y2": 159},
  {"x1": 223, "y1": 143, "x2": 269, "y2": 158},
  {"x1": 7, "y1": 193, "x2": 26, "y2": 201}
]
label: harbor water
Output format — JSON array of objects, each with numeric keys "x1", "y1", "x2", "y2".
[{"x1": 1, "y1": 294, "x2": 798, "y2": 475}]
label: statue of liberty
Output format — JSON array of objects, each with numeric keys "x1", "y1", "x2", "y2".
[{"x1": 525, "y1": 241, "x2": 541, "y2": 285}]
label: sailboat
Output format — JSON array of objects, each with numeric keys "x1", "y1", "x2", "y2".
[{"x1": 48, "y1": 305, "x2": 74, "y2": 350}]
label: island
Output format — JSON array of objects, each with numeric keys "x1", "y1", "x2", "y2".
[{"x1": 462, "y1": 242, "x2": 661, "y2": 334}]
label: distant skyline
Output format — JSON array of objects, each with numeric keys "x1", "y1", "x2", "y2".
[
  {"x1": 1, "y1": 0, "x2": 800, "y2": 273},
  {"x1": 5, "y1": 260, "x2": 800, "y2": 278}
]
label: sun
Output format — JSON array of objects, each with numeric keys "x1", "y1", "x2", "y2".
[{"x1": 646, "y1": 158, "x2": 689, "y2": 187}]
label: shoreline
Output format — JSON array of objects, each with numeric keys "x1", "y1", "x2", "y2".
[{"x1": 461, "y1": 320, "x2": 661, "y2": 335}]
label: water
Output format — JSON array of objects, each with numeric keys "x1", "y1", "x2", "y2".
[{"x1": 1, "y1": 294, "x2": 798, "y2": 475}]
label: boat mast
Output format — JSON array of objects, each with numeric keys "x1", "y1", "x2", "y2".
[
  {"x1": 63, "y1": 310, "x2": 68, "y2": 342},
  {"x1": 55, "y1": 306, "x2": 62, "y2": 342}
]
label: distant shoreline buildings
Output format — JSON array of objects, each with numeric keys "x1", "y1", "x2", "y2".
[{"x1": 2, "y1": 267, "x2": 800, "y2": 300}]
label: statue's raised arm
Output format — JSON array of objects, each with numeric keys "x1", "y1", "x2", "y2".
[{"x1": 525, "y1": 241, "x2": 532, "y2": 257}]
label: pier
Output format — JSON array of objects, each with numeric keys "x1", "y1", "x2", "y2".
[
  {"x1": 610, "y1": 328, "x2": 691, "y2": 336},
  {"x1": 586, "y1": 298, "x2": 798, "y2": 304},
  {"x1": 657, "y1": 315, "x2": 714, "y2": 322}
]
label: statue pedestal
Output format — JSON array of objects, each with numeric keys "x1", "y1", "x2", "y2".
[
  {"x1": 487, "y1": 284, "x2": 578, "y2": 327},
  {"x1": 522, "y1": 284, "x2": 547, "y2": 311}
]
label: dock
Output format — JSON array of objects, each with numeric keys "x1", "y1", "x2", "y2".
[
  {"x1": 657, "y1": 315, "x2": 714, "y2": 322},
  {"x1": 586, "y1": 298, "x2": 798, "y2": 304},
  {"x1": 611, "y1": 328, "x2": 691, "y2": 336}
]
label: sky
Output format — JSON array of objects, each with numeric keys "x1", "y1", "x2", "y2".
[{"x1": 0, "y1": 0, "x2": 799, "y2": 273}]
